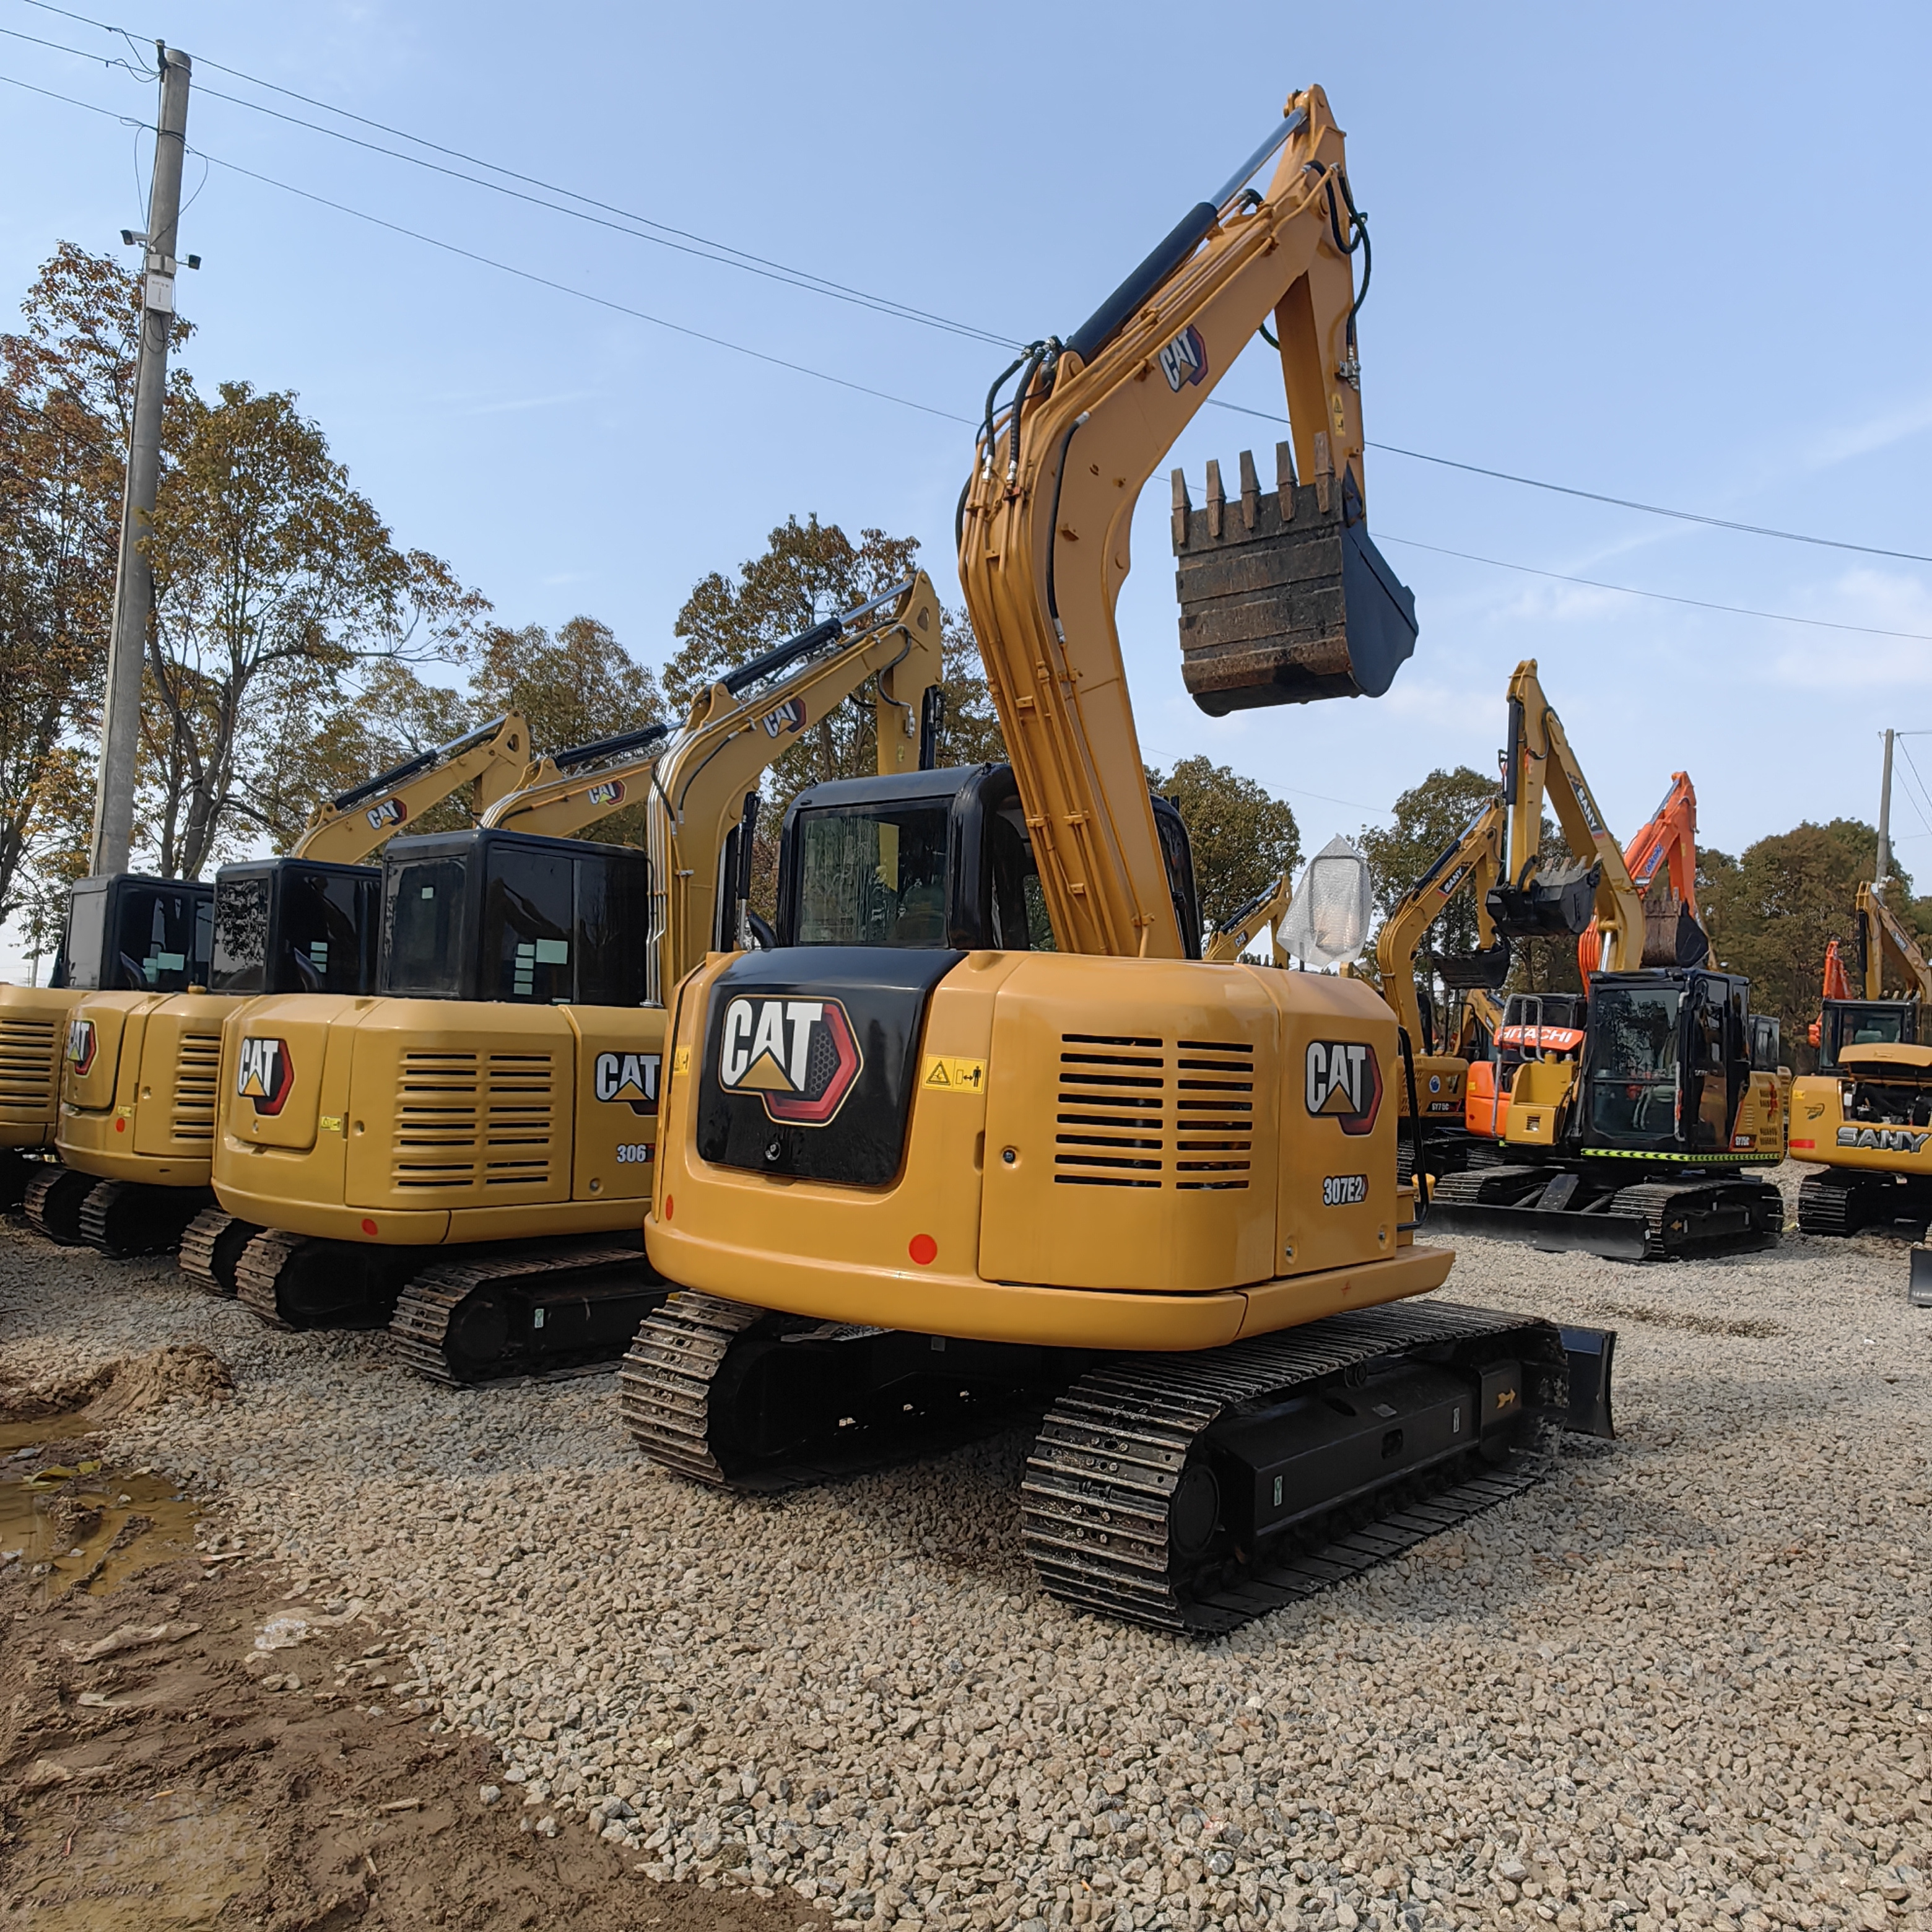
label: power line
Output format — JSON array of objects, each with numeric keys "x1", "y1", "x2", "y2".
[
  {"x1": 1204, "y1": 397, "x2": 1932, "y2": 567},
  {"x1": 1376, "y1": 532, "x2": 1932, "y2": 643},
  {"x1": 196, "y1": 149, "x2": 980, "y2": 427},
  {"x1": 15, "y1": 0, "x2": 1016, "y2": 348}
]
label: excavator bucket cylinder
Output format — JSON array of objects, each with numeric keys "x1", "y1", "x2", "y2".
[
  {"x1": 1173, "y1": 450, "x2": 1417, "y2": 716},
  {"x1": 1486, "y1": 861, "x2": 1602, "y2": 941}
]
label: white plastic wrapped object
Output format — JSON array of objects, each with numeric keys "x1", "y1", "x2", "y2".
[{"x1": 1275, "y1": 834, "x2": 1373, "y2": 968}]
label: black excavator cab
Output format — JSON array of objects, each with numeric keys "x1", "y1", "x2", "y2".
[
  {"x1": 776, "y1": 762, "x2": 1201, "y2": 958},
  {"x1": 50, "y1": 874, "x2": 214, "y2": 993},
  {"x1": 1583, "y1": 968, "x2": 1757, "y2": 1154},
  {"x1": 209, "y1": 858, "x2": 382, "y2": 997},
  {"x1": 375, "y1": 827, "x2": 651, "y2": 1006},
  {"x1": 1814, "y1": 998, "x2": 1917, "y2": 1075}
]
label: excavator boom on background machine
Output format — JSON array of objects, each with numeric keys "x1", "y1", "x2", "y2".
[
  {"x1": 22, "y1": 714, "x2": 532, "y2": 1257},
  {"x1": 624, "y1": 89, "x2": 1614, "y2": 1636}
]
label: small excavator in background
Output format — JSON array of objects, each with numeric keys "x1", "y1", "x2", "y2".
[
  {"x1": 22, "y1": 714, "x2": 532, "y2": 1256},
  {"x1": 624, "y1": 87, "x2": 1616, "y2": 1637},
  {"x1": 1427, "y1": 689, "x2": 1783, "y2": 1258},
  {"x1": 1790, "y1": 880, "x2": 1932, "y2": 1236},
  {"x1": 204, "y1": 575, "x2": 944, "y2": 1384}
]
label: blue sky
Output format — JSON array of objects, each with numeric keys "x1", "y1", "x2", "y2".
[{"x1": 2, "y1": 0, "x2": 1929, "y2": 916}]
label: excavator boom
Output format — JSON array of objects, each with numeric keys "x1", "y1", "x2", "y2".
[
  {"x1": 959, "y1": 88, "x2": 1414, "y2": 961},
  {"x1": 1577, "y1": 772, "x2": 1704, "y2": 978},
  {"x1": 292, "y1": 713, "x2": 531, "y2": 863}
]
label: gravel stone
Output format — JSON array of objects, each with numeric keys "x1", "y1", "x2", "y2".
[{"x1": 2, "y1": 1167, "x2": 1929, "y2": 1932}]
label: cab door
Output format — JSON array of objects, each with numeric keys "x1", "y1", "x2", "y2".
[{"x1": 1684, "y1": 977, "x2": 1729, "y2": 1148}]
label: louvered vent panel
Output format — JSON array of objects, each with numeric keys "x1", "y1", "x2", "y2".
[
  {"x1": 482, "y1": 1051, "x2": 555, "y2": 1187},
  {"x1": 1053, "y1": 1033, "x2": 1164, "y2": 1188},
  {"x1": 172, "y1": 1029, "x2": 222, "y2": 1142},
  {"x1": 0, "y1": 1018, "x2": 58, "y2": 1108},
  {"x1": 1173, "y1": 1037, "x2": 1254, "y2": 1190},
  {"x1": 393, "y1": 1050, "x2": 482, "y2": 1190}
]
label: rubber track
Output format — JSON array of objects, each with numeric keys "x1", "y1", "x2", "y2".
[
  {"x1": 76, "y1": 1180, "x2": 134, "y2": 1255},
  {"x1": 21, "y1": 1166, "x2": 94, "y2": 1243},
  {"x1": 389, "y1": 1245, "x2": 645, "y2": 1386},
  {"x1": 619, "y1": 1292, "x2": 766, "y2": 1484},
  {"x1": 1797, "y1": 1170, "x2": 1869, "y2": 1237},
  {"x1": 1020, "y1": 1300, "x2": 1561, "y2": 1634},
  {"x1": 177, "y1": 1208, "x2": 235, "y2": 1292},
  {"x1": 1606, "y1": 1178, "x2": 1783, "y2": 1259},
  {"x1": 1427, "y1": 1164, "x2": 1546, "y2": 1208},
  {"x1": 235, "y1": 1229, "x2": 302, "y2": 1329}
]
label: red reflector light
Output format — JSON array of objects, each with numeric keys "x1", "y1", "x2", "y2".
[{"x1": 908, "y1": 1234, "x2": 938, "y2": 1266}]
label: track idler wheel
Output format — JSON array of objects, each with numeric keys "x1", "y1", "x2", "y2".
[{"x1": 20, "y1": 1166, "x2": 99, "y2": 1246}]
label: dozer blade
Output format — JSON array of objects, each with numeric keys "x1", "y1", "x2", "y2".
[
  {"x1": 1175, "y1": 455, "x2": 1417, "y2": 716},
  {"x1": 1910, "y1": 1245, "x2": 1932, "y2": 1308},
  {"x1": 1424, "y1": 1197, "x2": 1649, "y2": 1261}
]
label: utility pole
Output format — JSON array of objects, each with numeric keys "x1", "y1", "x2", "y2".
[
  {"x1": 1877, "y1": 727, "x2": 1895, "y2": 890},
  {"x1": 88, "y1": 43, "x2": 192, "y2": 878}
]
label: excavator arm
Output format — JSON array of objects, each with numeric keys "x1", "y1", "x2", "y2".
[
  {"x1": 959, "y1": 87, "x2": 1414, "y2": 960},
  {"x1": 1858, "y1": 881, "x2": 1932, "y2": 1001},
  {"x1": 1577, "y1": 771, "x2": 1705, "y2": 978},
  {"x1": 646, "y1": 571, "x2": 945, "y2": 994},
  {"x1": 1374, "y1": 798, "x2": 1507, "y2": 1048},
  {"x1": 292, "y1": 713, "x2": 531, "y2": 863},
  {"x1": 1203, "y1": 872, "x2": 1292, "y2": 965},
  {"x1": 480, "y1": 721, "x2": 673, "y2": 839},
  {"x1": 1490, "y1": 661, "x2": 1645, "y2": 972}
]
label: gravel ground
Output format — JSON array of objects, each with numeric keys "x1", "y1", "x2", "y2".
[{"x1": 2, "y1": 1164, "x2": 1929, "y2": 1932}]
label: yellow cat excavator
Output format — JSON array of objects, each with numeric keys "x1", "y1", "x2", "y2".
[
  {"x1": 206, "y1": 575, "x2": 943, "y2": 1385},
  {"x1": 23, "y1": 715, "x2": 531, "y2": 1254},
  {"x1": 623, "y1": 87, "x2": 1615, "y2": 1635},
  {"x1": 1790, "y1": 879, "x2": 1932, "y2": 1236}
]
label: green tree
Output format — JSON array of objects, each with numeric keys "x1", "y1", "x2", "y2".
[
  {"x1": 1147, "y1": 755, "x2": 1300, "y2": 938},
  {"x1": 142, "y1": 380, "x2": 485, "y2": 876},
  {"x1": 1359, "y1": 766, "x2": 1497, "y2": 959}
]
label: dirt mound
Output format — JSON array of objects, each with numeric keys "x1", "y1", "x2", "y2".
[{"x1": 84, "y1": 1344, "x2": 233, "y2": 1421}]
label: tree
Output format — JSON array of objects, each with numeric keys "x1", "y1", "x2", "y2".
[
  {"x1": 1699, "y1": 817, "x2": 1927, "y2": 1067},
  {"x1": 141, "y1": 380, "x2": 485, "y2": 876},
  {"x1": 1147, "y1": 755, "x2": 1300, "y2": 939},
  {"x1": 0, "y1": 245, "x2": 189, "y2": 923}
]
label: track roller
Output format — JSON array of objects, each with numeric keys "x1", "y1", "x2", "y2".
[
  {"x1": 20, "y1": 1165, "x2": 101, "y2": 1246},
  {"x1": 77, "y1": 1181, "x2": 212, "y2": 1258},
  {"x1": 178, "y1": 1208, "x2": 263, "y2": 1295}
]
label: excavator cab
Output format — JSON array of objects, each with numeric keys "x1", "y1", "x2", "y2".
[
  {"x1": 377, "y1": 827, "x2": 651, "y2": 1006},
  {"x1": 51, "y1": 874, "x2": 214, "y2": 993},
  {"x1": 1814, "y1": 998, "x2": 1917, "y2": 1075},
  {"x1": 1583, "y1": 969, "x2": 1756, "y2": 1153},
  {"x1": 209, "y1": 859, "x2": 381, "y2": 998},
  {"x1": 776, "y1": 764, "x2": 1200, "y2": 959}
]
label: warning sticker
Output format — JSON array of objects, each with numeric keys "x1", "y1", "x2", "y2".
[{"x1": 921, "y1": 1055, "x2": 986, "y2": 1094}]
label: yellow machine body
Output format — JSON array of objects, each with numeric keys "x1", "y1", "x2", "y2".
[
  {"x1": 0, "y1": 984, "x2": 79, "y2": 1151},
  {"x1": 213, "y1": 996, "x2": 664, "y2": 1244},
  {"x1": 650, "y1": 950, "x2": 1448, "y2": 1354},
  {"x1": 58, "y1": 990, "x2": 225, "y2": 1186},
  {"x1": 1791, "y1": 1045, "x2": 1932, "y2": 1176}
]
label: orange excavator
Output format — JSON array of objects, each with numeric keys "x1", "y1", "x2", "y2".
[{"x1": 1576, "y1": 772, "x2": 1707, "y2": 979}]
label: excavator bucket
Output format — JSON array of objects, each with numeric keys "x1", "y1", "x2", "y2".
[
  {"x1": 1434, "y1": 939, "x2": 1512, "y2": 991},
  {"x1": 1486, "y1": 860, "x2": 1601, "y2": 941},
  {"x1": 1174, "y1": 447, "x2": 1417, "y2": 716},
  {"x1": 1639, "y1": 889, "x2": 1710, "y2": 968}
]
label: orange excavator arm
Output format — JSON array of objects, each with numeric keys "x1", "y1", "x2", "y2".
[
  {"x1": 959, "y1": 85, "x2": 1414, "y2": 958},
  {"x1": 1577, "y1": 771, "x2": 1703, "y2": 979}
]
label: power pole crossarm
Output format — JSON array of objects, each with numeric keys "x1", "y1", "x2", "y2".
[{"x1": 89, "y1": 43, "x2": 192, "y2": 878}]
